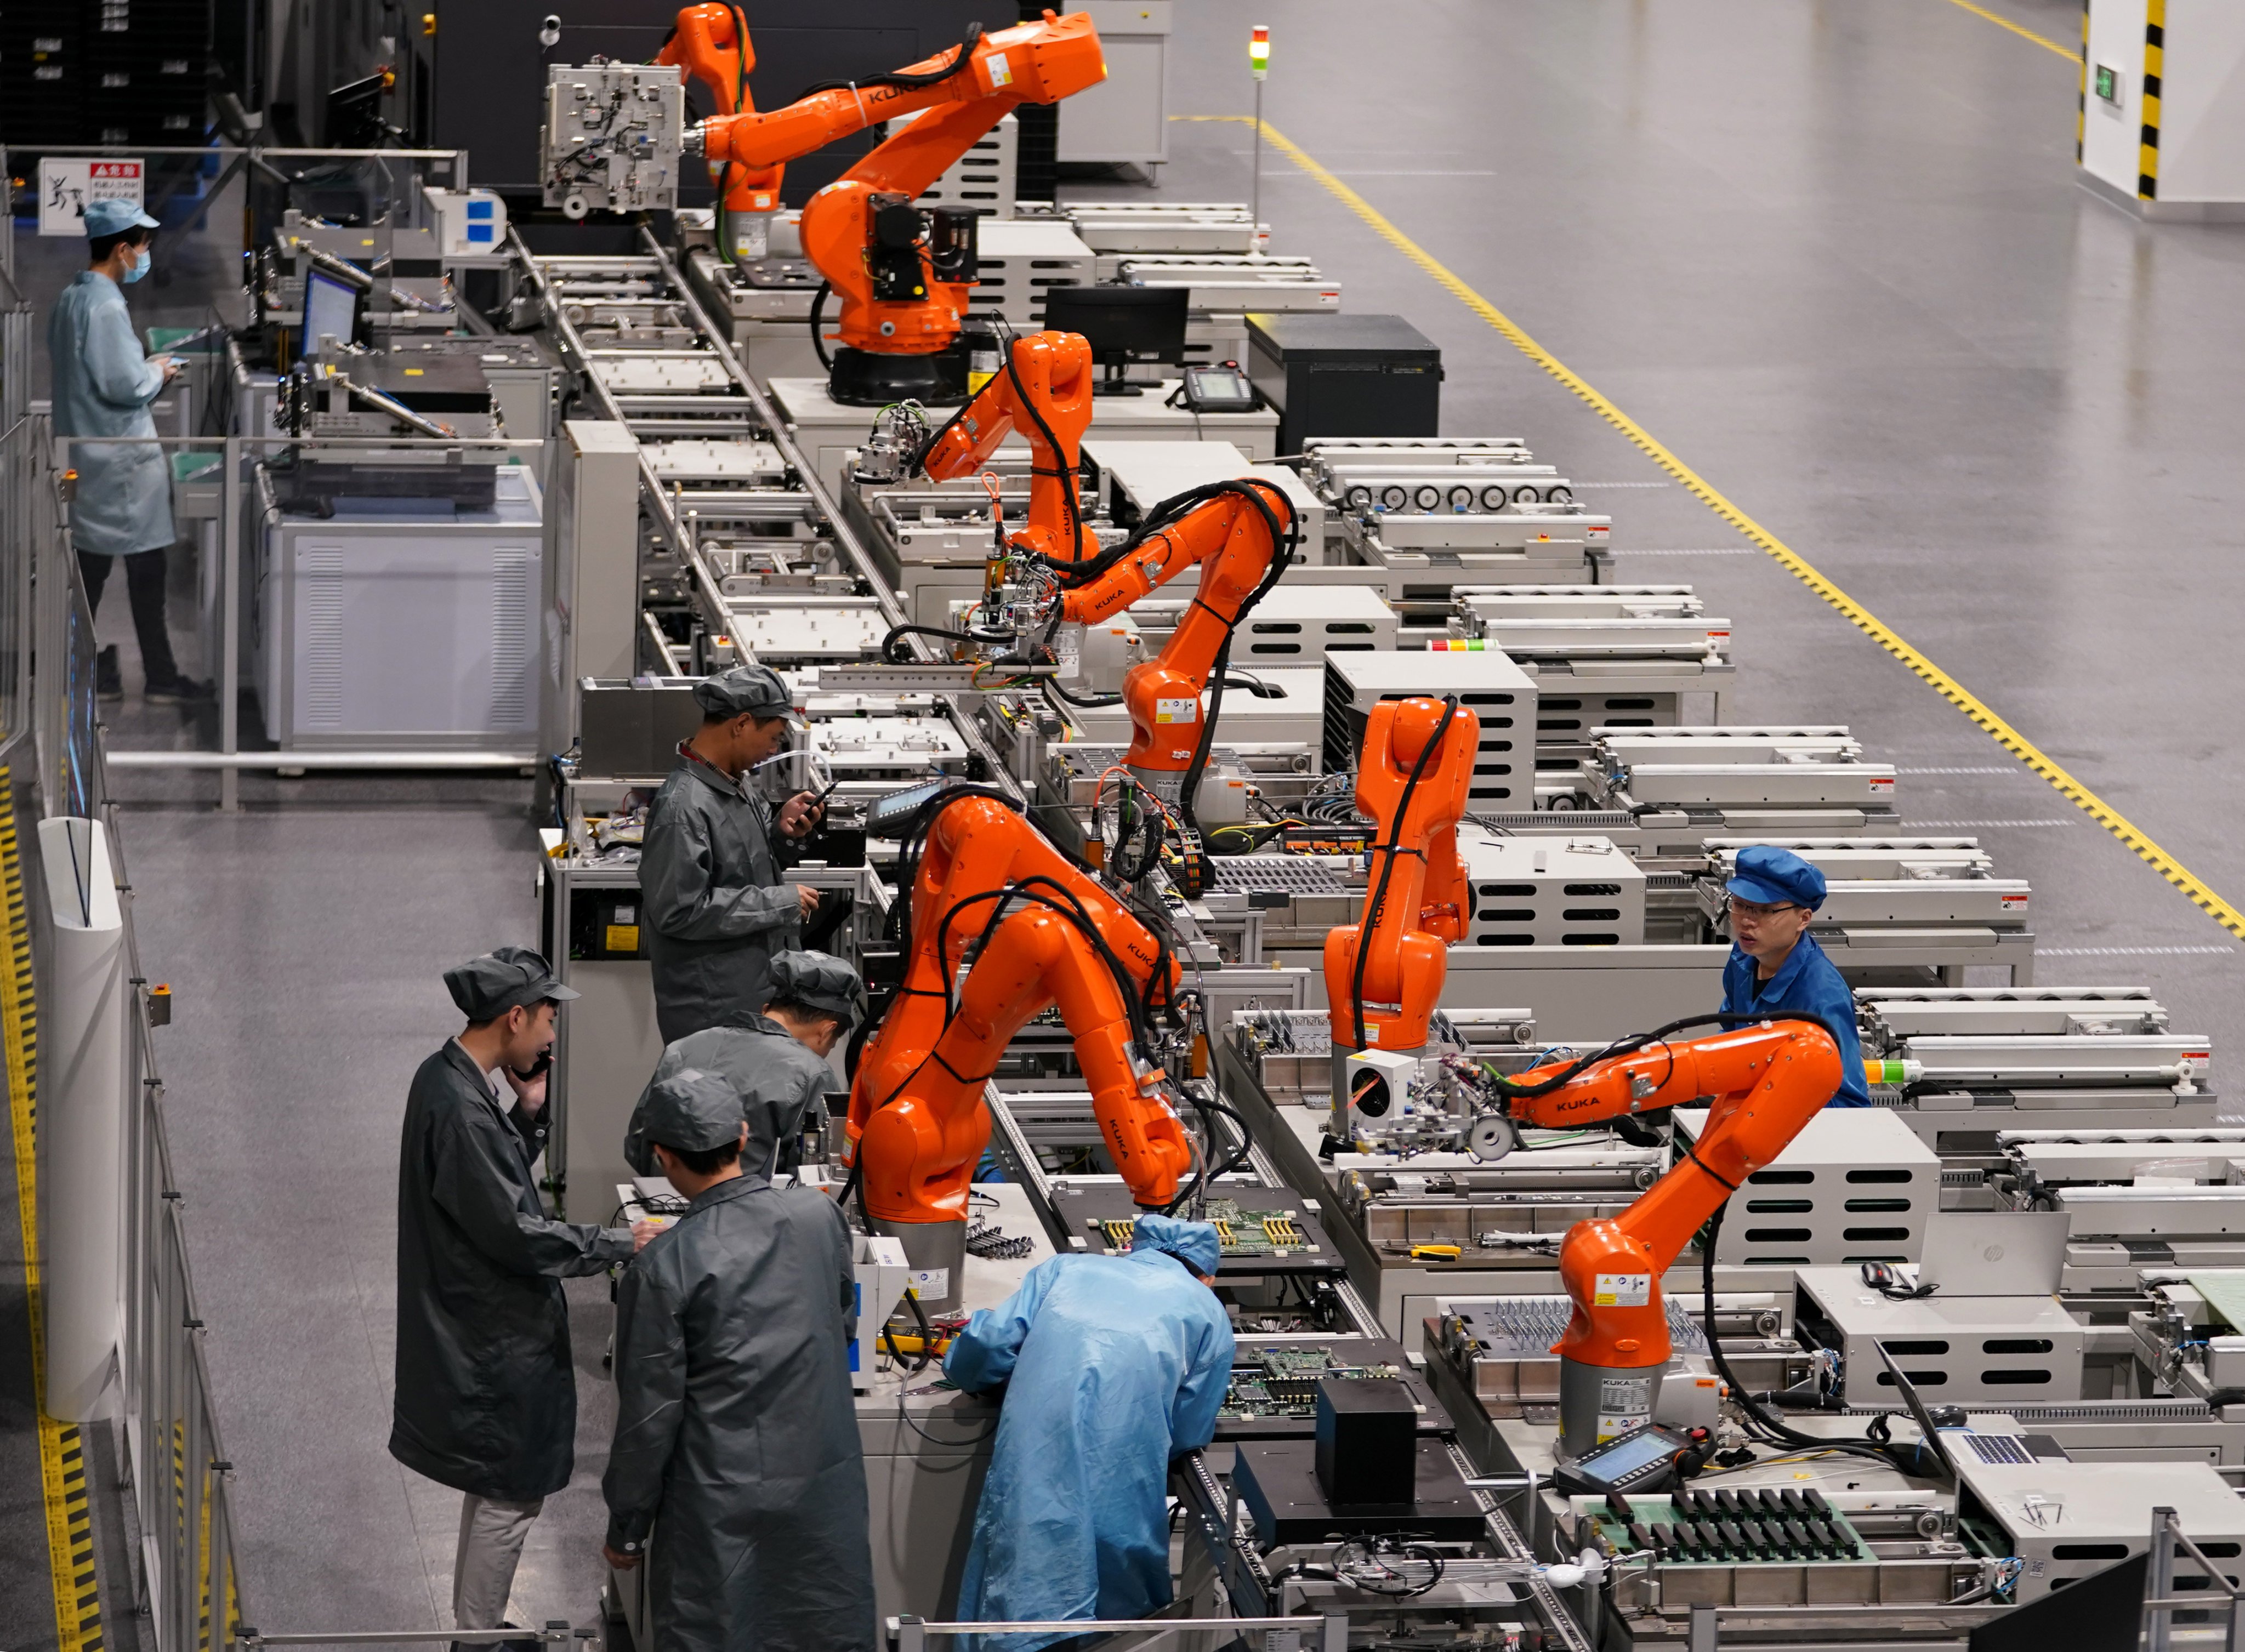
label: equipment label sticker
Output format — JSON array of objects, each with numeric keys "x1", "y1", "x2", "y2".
[
  {"x1": 2002, "y1": 893, "x2": 2028, "y2": 910},
  {"x1": 1593, "y1": 1273, "x2": 1652, "y2": 1307},
  {"x1": 986, "y1": 51, "x2": 1013, "y2": 87},
  {"x1": 910, "y1": 1267, "x2": 949, "y2": 1298},
  {"x1": 1869, "y1": 777, "x2": 1895, "y2": 794},
  {"x1": 1153, "y1": 697, "x2": 1198, "y2": 724}
]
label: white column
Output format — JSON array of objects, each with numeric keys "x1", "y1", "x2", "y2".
[
  {"x1": 38, "y1": 816, "x2": 127, "y2": 1422},
  {"x1": 2083, "y1": 0, "x2": 2245, "y2": 219}
]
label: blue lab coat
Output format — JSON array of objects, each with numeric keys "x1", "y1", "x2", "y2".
[
  {"x1": 945, "y1": 1249, "x2": 1235, "y2": 1651},
  {"x1": 1719, "y1": 935, "x2": 1869, "y2": 1106},
  {"x1": 47, "y1": 271, "x2": 174, "y2": 557}
]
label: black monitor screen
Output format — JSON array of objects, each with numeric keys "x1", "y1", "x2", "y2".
[{"x1": 1042, "y1": 284, "x2": 1189, "y2": 366}]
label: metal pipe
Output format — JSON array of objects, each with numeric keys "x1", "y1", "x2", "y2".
[
  {"x1": 326, "y1": 373, "x2": 459, "y2": 441},
  {"x1": 220, "y1": 432, "x2": 241, "y2": 812},
  {"x1": 106, "y1": 751, "x2": 537, "y2": 771}
]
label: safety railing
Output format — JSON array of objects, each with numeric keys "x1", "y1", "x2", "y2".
[
  {"x1": 18, "y1": 354, "x2": 249, "y2": 1648},
  {"x1": 2144, "y1": 1503, "x2": 2245, "y2": 1650},
  {"x1": 1, "y1": 260, "x2": 35, "y2": 747}
]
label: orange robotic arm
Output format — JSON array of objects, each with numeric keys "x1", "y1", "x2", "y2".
[
  {"x1": 846, "y1": 794, "x2": 1195, "y2": 1232},
  {"x1": 1322, "y1": 696, "x2": 1480, "y2": 1066},
  {"x1": 916, "y1": 330, "x2": 1098, "y2": 564},
  {"x1": 656, "y1": 4, "x2": 783, "y2": 230},
  {"x1": 693, "y1": 12, "x2": 1105, "y2": 376},
  {"x1": 1502, "y1": 1018, "x2": 1844, "y2": 1455},
  {"x1": 1050, "y1": 478, "x2": 1297, "y2": 794}
]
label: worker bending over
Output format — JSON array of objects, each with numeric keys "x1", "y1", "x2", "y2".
[
  {"x1": 604, "y1": 1069, "x2": 876, "y2": 1652},
  {"x1": 640, "y1": 663, "x2": 827, "y2": 1043},
  {"x1": 1720, "y1": 845, "x2": 1868, "y2": 1106},
  {"x1": 622, "y1": 949, "x2": 866, "y2": 1179},
  {"x1": 945, "y1": 1215, "x2": 1235, "y2": 1647}
]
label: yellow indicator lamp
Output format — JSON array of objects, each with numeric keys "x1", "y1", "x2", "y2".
[{"x1": 1249, "y1": 25, "x2": 1270, "y2": 80}]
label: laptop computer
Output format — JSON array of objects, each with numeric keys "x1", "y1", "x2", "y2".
[{"x1": 1916, "y1": 1211, "x2": 2071, "y2": 1297}]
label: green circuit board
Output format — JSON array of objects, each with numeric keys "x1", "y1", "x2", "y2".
[
  {"x1": 1094, "y1": 1198, "x2": 1317, "y2": 1258},
  {"x1": 1588, "y1": 1489, "x2": 1869, "y2": 1564},
  {"x1": 1220, "y1": 1347, "x2": 1406, "y2": 1420}
]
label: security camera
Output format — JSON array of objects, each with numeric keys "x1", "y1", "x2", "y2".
[{"x1": 538, "y1": 15, "x2": 562, "y2": 48}]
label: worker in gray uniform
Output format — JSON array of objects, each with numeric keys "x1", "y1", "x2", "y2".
[
  {"x1": 391, "y1": 947, "x2": 659, "y2": 1639},
  {"x1": 622, "y1": 949, "x2": 868, "y2": 1180},
  {"x1": 603, "y1": 1068, "x2": 877, "y2": 1652},
  {"x1": 640, "y1": 663, "x2": 827, "y2": 1044}
]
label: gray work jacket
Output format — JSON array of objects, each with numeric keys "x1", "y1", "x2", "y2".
[
  {"x1": 623, "y1": 1017, "x2": 837, "y2": 1180},
  {"x1": 390, "y1": 1041, "x2": 632, "y2": 1500},
  {"x1": 604, "y1": 1174, "x2": 876, "y2": 1652},
  {"x1": 640, "y1": 748, "x2": 800, "y2": 1045}
]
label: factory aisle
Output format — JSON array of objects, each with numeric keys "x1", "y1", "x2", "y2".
[
  {"x1": 70, "y1": 0, "x2": 2245, "y2": 1639},
  {"x1": 113, "y1": 779, "x2": 620, "y2": 1634}
]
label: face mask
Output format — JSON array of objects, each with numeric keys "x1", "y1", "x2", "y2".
[{"x1": 122, "y1": 247, "x2": 151, "y2": 283}]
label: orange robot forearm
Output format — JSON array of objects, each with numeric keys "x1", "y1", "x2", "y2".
[
  {"x1": 1530, "y1": 1022, "x2": 1845, "y2": 1374},
  {"x1": 917, "y1": 332, "x2": 1098, "y2": 563},
  {"x1": 844, "y1": 795, "x2": 1192, "y2": 1222},
  {"x1": 1322, "y1": 697, "x2": 1480, "y2": 1056},
  {"x1": 1054, "y1": 478, "x2": 1295, "y2": 781},
  {"x1": 657, "y1": 4, "x2": 783, "y2": 213}
]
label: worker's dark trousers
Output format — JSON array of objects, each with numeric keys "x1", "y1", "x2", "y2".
[{"x1": 78, "y1": 547, "x2": 179, "y2": 684}]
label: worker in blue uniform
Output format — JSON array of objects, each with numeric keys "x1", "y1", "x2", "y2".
[
  {"x1": 46, "y1": 198, "x2": 210, "y2": 705},
  {"x1": 944, "y1": 1215, "x2": 1234, "y2": 1650},
  {"x1": 1719, "y1": 845, "x2": 1868, "y2": 1106}
]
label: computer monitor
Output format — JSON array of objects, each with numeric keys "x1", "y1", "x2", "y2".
[
  {"x1": 1041, "y1": 284, "x2": 1189, "y2": 396},
  {"x1": 302, "y1": 267, "x2": 360, "y2": 354}
]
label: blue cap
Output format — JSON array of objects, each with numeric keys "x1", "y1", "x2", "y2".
[
  {"x1": 1129, "y1": 1214, "x2": 1221, "y2": 1278},
  {"x1": 84, "y1": 199, "x2": 160, "y2": 238},
  {"x1": 1725, "y1": 845, "x2": 1827, "y2": 912}
]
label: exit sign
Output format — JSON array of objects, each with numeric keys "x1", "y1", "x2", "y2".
[{"x1": 2095, "y1": 64, "x2": 2123, "y2": 105}]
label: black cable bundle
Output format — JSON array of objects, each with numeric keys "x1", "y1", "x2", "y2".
[{"x1": 1350, "y1": 694, "x2": 1460, "y2": 1056}]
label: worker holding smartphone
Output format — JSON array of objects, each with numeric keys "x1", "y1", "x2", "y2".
[
  {"x1": 391, "y1": 947, "x2": 662, "y2": 1638},
  {"x1": 640, "y1": 663, "x2": 829, "y2": 1043}
]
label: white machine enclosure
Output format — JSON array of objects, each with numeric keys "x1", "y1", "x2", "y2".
[
  {"x1": 1321, "y1": 648, "x2": 1538, "y2": 807},
  {"x1": 1129, "y1": 582, "x2": 1397, "y2": 663},
  {"x1": 1456, "y1": 829, "x2": 1647, "y2": 948},
  {"x1": 851, "y1": 1234, "x2": 912, "y2": 1393},
  {"x1": 1954, "y1": 1456, "x2": 2245, "y2": 1602},
  {"x1": 256, "y1": 469, "x2": 544, "y2": 752},
  {"x1": 1794, "y1": 1266, "x2": 2083, "y2": 1407},
  {"x1": 964, "y1": 217, "x2": 1095, "y2": 332},
  {"x1": 1674, "y1": 1106, "x2": 1940, "y2": 1268}
]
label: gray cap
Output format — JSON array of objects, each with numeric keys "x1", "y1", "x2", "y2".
[
  {"x1": 639, "y1": 1068, "x2": 744, "y2": 1155},
  {"x1": 769, "y1": 949, "x2": 868, "y2": 1029},
  {"x1": 445, "y1": 945, "x2": 578, "y2": 1021},
  {"x1": 692, "y1": 662, "x2": 792, "y2": 720}
]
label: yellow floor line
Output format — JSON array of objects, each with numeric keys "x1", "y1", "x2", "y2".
[
  {"x1": 1177, "y1": 114, "x2": 2245, "y2": 942},
  {"x1": 1941, "y1": 0, "x2": 2079, "y2": 61},
  {"x1": 0, "y1": 778, "x2": 104, "y2": 1651}
]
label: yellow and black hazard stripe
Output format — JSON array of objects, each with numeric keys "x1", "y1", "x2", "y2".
[
  {"x1": 0, "y1": 770, "x2": 106, "y2": 1652},
  {"x1": 2139, "y1": 0, "x2": 2167, "y2": 198},
  {"x1": 2077, "y1": 0, "x2": 2090, "y2": 162}
]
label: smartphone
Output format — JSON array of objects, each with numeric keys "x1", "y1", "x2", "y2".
[
  {"x1": 810, "y1": 777, "x2": 841, "y2": 808},
  {"x1": 511, "y1": 1048, "x2": 553, "y2": 1083}
]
